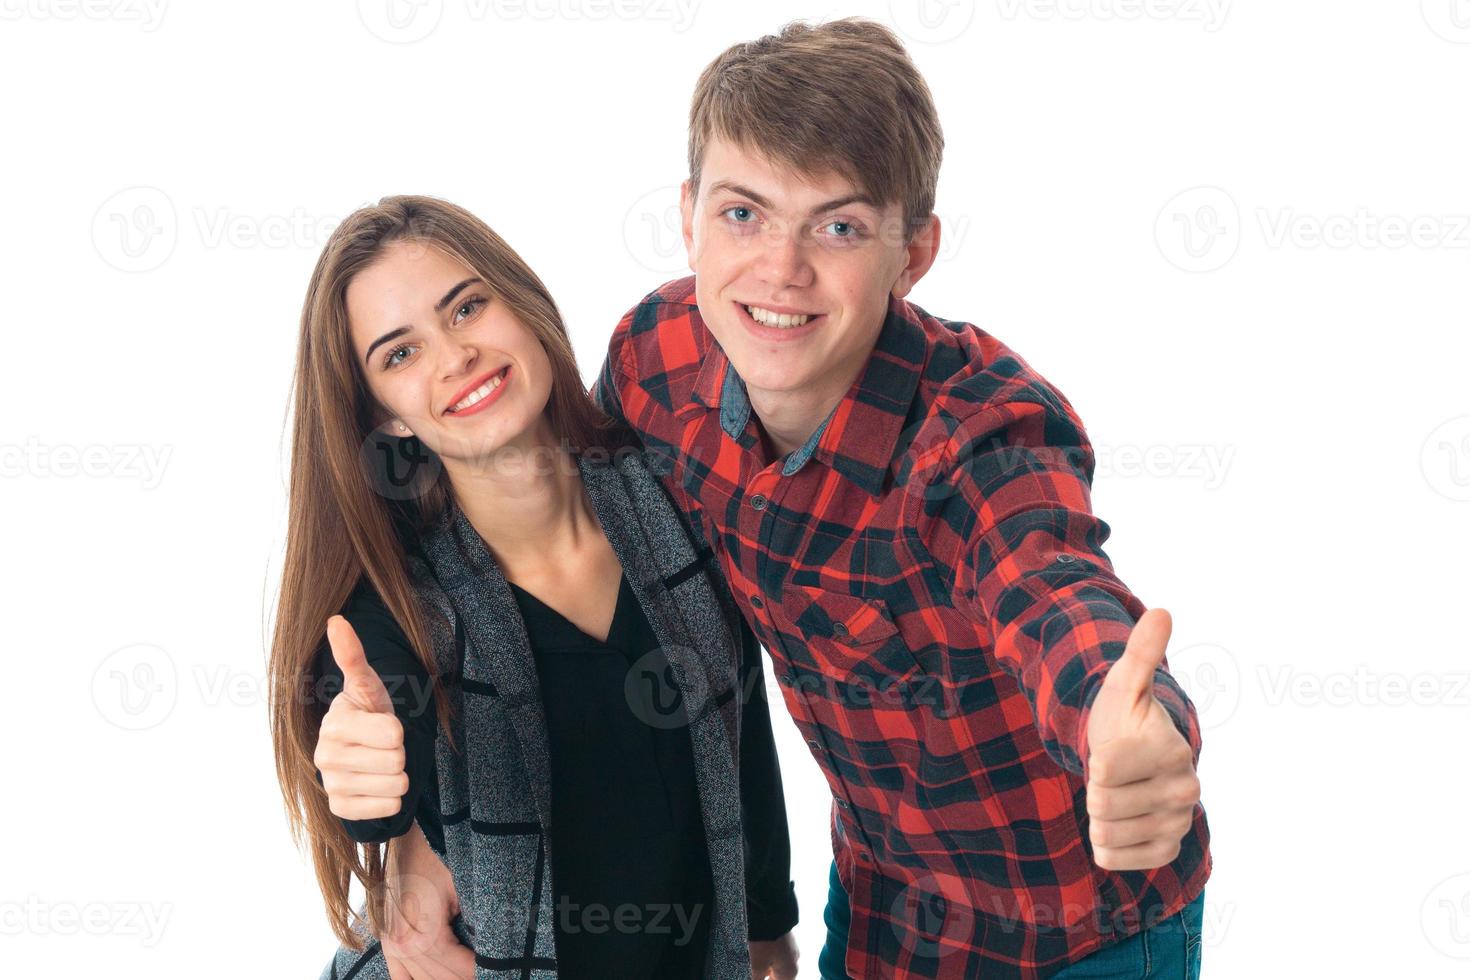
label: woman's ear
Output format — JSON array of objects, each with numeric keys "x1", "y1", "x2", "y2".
[{"x1": 371, "y1": 417, "x2": 413, "y2": 438}]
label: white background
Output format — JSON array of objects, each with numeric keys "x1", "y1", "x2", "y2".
[{"x1": 4, "y1": 0, "x2": 1468, "y2": 975}]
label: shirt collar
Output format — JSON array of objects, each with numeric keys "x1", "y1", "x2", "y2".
[{"x1": 681, "y1": 291, "x2": 929, "y2": 496}]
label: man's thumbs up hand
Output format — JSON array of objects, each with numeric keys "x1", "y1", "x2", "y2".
[
  {"x1": 1084, "y1": 608, "x2": 1200, "y2": 872},
  {"x1": 314, "y1": 616, "x2": 409, "y2": 822}
]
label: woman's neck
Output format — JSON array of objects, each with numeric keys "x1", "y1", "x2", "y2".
[{"x1": 442, "y1": 435, "x2": 600, "y2": 580}]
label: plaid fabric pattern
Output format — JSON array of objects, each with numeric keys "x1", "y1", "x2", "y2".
[{"x1": 593, "y1": 276, "x2": 1211, "y2": 979}]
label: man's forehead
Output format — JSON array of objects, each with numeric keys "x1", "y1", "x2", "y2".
[{"x1": 700, "y1": 136, "x2": 893, "y2": 215}]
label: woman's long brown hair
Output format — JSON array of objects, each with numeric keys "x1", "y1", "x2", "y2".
[{"x1": 268, "y1": 195, "x2": 635, "y2": 949}]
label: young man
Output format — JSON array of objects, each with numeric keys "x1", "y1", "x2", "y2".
[{"x1": 591, "y1": 17, "x2": 1211, "y2": 980}]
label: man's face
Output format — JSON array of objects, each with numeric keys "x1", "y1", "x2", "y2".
[{"x1": 679, "y1": 136, "x2": 936, "y2": 405}]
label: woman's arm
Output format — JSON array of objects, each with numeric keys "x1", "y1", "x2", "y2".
[{"x1": 735, "y1": 613, "x2": 800, "y2": 940}]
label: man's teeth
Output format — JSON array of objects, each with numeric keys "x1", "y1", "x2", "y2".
[
  {"x1": 745, "y1": 305, "x2": 812, "y2": 328},
  {"x1": 449, "y1": 370, "x2": 505, "y2": 412}
]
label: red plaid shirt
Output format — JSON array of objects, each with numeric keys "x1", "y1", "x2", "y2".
[{"x1": 592, "y1": 276, "x2": 1211, "y2": 979}]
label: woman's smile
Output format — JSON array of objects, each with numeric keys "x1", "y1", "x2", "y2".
[{"x1": 443, "y1": 364, "x2": 512, "y2": 417}]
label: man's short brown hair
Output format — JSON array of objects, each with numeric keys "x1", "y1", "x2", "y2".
[{"x1": 687, "y1": 17, "x2": 944, "y2": 241}]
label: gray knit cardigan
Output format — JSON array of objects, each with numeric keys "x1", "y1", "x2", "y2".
[{"x1": 318, "y1": 450, "x2": 752, "y2": 979}]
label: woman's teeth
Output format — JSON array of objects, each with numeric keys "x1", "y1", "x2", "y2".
[
  {"x1": 745, "y1": 304, "x2": 812, "y2": 328},
  {"x1": 448, "y1": 369, "x2": 505, "y2": 413}
]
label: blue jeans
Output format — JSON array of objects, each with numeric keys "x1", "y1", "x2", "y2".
[{"x1": 817, "y1": 860, "x2": 1205, "y2": 979}]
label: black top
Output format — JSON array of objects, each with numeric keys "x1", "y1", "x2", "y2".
[{"x1": 312, "y1": 573, "x2": 798, "y2": 974}]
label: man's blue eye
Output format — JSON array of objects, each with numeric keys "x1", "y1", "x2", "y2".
[
  {"x1": 727, "y1": 206, "x2": 755, "y2": 222},
  {"x1": 827, "y1": 221, "x2": 856, "y2": 237}
]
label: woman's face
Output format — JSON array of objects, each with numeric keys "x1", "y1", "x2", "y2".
[{"x1": 345, "y1": 239, "x2": 556, "y2": 471}]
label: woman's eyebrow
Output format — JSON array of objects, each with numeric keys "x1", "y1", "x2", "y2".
[{"x1": 363, "y1": 277, "x2": 482, "y2": 366}]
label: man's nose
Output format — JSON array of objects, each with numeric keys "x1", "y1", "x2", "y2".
[{"x1": 754, "y1": 224, "x2": 814, "y2": 290}]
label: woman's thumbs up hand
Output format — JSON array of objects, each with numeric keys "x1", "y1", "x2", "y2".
[{"x1": 314, "y1": 615, "x2": 410, "y2": 821}]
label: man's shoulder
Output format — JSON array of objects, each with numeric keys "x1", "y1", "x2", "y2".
[
  {"x1": 613, "y1": 275, "x2": 701, "y2": 342},
  {"x1": 909, "y1": 301, "x2": 1080, "y2": 427},
  {"x1": 605, "y1": 276, "x2": 712, "y2": 415}
]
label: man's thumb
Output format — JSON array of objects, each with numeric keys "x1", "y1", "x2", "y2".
[
  {"x1": 327, "y1": 615, "x2": 393, "y2": 714},
  {"x1": 1098, "y1": 607, "x2": 1173, "y2": 719}
]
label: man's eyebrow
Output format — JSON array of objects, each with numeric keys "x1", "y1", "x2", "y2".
[
  {"x1": 706, "y1": 180, "x2": 878, "y2": 218},
  {"x1": 363, "y1": 277, "x2": 482, "y2": 367}
]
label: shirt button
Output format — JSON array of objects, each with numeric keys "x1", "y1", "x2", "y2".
[
  {"x1": 1056, "y1": 554, "x2": 1077, "y2": 564},
  {"x1": 779, "y1": 673, "x2": 795, "y2": 687},
  {"x1": 749, "y1": 594, "x2": 764, "y2": 609},
  {"x1": 832, "y1": 621, "x2": 849, "y2": 637},
  {"x1": 836, "y1": 798, "x2": 850, "y2": 809},
  {"x1": 749, "y1": 493, "x2": 768, "y2": 511},
  {"x1": 807, "y1": 739, "x2": 820, "y2": 751}
]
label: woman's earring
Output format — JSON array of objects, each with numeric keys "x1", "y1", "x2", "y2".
[{"x1": 397, "y1": 423, "x2": 409, "y2": 434}]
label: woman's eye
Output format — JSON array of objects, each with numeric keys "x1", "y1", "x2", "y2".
[
  {"x1": 453, "y1": 297, "x2": 487, "y2": 323},
  {"x1": 383, "y1": 343, "x2": 416, "y2": 368}
]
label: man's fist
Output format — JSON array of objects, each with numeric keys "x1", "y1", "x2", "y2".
[
  {"x1": 1084, "y1": 608, "x2": 1200, "y2": 872},
  {"x1": 314, "y1": 615, "x2": 409, "y2": 822}
]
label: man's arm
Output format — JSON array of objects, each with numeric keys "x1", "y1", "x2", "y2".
[{"x1": 931, "y1": 385, "x2": 1201, "y2": 780}]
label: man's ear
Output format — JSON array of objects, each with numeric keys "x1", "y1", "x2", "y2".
[
  {"x1": 680, "y1": 179, "x2": 696, "y2": 271},
  {"x1": 891, "y1": 214, "x2": 942, "y2": 300}
]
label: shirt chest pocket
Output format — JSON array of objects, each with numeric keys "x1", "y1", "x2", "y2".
[{"x1": 778, "y1": 585, "x2": 921, "y2": 685}]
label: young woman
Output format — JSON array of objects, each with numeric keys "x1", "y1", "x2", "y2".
[{"x1": 267, "y1": 195, "x2": 799, "y2": 979}]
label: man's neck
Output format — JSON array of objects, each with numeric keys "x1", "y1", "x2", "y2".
[{"x1": 746, "y1": 374, "x2": 851, "y2": 459}]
